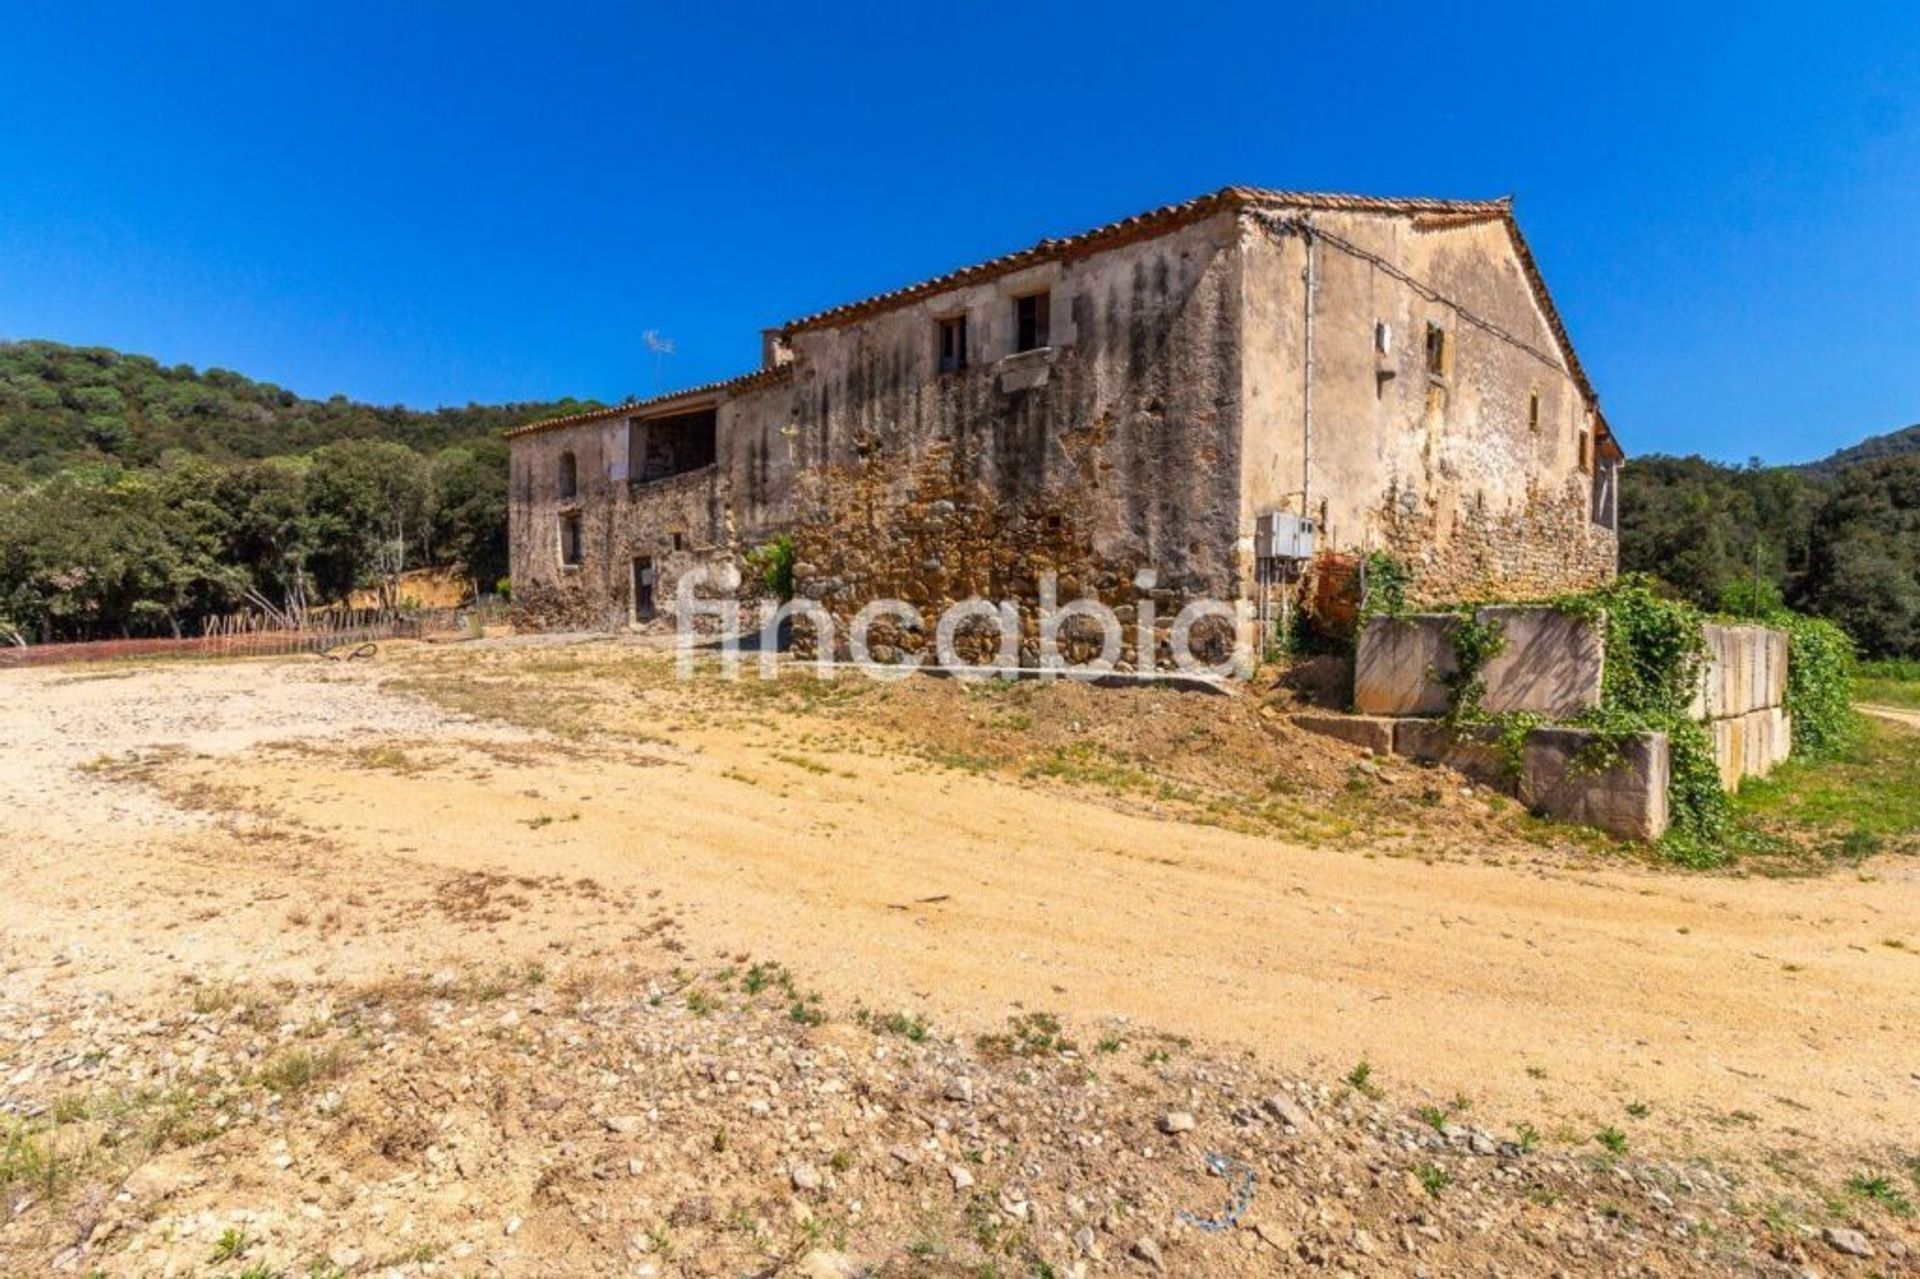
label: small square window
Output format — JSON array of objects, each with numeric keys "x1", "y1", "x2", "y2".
[
  {"x1": 670, "y1": 531, "x2": 686, "y2": 552},
  {"x1": 1014, "y1": 291, "x2": 1050, "y2": 353},
  {"x1": 1424, "y1": 322, "x2": 1450, "y2": 379},
  {"x1": 936, "y1": 315, "x2": 968, "y2": 374},
  {"x1": 559, "y1": 513, "x2": 583, "y2": 568}
]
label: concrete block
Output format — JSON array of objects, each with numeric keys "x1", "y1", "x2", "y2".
[
  {"x1": 1520, "y1": 727, "x2": 1670, "y2": 842},
  {"x1": 1392, "y1": 719, "x2": 1511, "y2": 790},
  {"x1": 1710, "y1": 716, "x2": 1742, "y2": 791},
  {"x1": 1475, "y1": 605, "x2": 1605, "y2": 717},
  {"x1": 1292, "y1": 713, "x2": 1395, "y2": 754},
  {"x1": 1353, "y1": 615, "x2": 1458, "y2": 716},
  {"x1": 1708, "y1": 705, "x2": 1796, "y2": 791},
  {"x1": 1696, "y1": 623, "x2": 1790, "y2": 720}
]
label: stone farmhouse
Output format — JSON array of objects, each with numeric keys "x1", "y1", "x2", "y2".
[{"x1": 505, "y1": 186, "x2": 1622, "y2": 662}]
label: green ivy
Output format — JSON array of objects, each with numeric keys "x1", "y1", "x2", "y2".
[
  {"x1": 1770, "y1": 611, "x2": 1857, "y2": 760},
  {"x1": 1414, "y1": 573, "x2": 1859, "y2": 864},
  {"x1": 1359, "y1": 551, "x2": 1411, "y2": 621},
  {"x1": 1442, "y1": 608, "x2": 1507, "y2": 721}
]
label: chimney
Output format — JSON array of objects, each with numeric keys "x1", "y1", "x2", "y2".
[{"x1": 760, "y1": 328, "x2": 794, "y2": 370}]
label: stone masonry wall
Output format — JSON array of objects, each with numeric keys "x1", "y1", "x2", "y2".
[
  {"x1": 783, "y1": 212, "x2": 1247, "y2": 668},
  {"x1": 1374, "y1": 473, "x2": 1616, "y2": 605}
]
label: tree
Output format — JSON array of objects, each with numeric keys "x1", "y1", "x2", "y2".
[
  {"x1": 426, "y1": 441, "x2": 509, "y2": 591},
  {"x1": 1797, "y1": 455, "x2": 1920, "y2": 658},
  {"x1": 303, "y1": 440, "x2": 430, "y2": 608}
]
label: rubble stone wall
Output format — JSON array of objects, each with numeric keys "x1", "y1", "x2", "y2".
[{"x1": 784, "y1": 213, "x2": 1247, "y2": 667}]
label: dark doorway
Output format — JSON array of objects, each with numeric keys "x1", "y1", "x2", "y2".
[{"x1": 632, "y1": 556, "x2": 657, "y2": 622}]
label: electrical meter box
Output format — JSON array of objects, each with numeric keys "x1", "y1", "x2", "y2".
[{"x1": 1254, "y1": 512, "x2": 1317, "y2": 561}]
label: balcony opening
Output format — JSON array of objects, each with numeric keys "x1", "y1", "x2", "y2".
[{"x1": 629, "y1": 408, "x2": 717, "y2": 486}]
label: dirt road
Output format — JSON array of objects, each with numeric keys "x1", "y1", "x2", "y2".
[
  {"x1": 3, "y1": 646, "x2": 1918, "y2": 1275},
  {"x1": 7, "y1": 650, "x2": 1916, "y2": 1158}
]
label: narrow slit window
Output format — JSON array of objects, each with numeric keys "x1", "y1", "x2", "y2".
[
  {"x1": 559, "y1": 513, "x2": 583, "y2": 568},
  {"x1": 1528, "y1": 390, "x2": 1541, "y2": 433},
  {"x1": 1424, "y1": 322, "x2": 1449, "y2": 379},
  {"x1": 936, "y1": 315, "x2": 968, "y2": 373},
  {"x1": 558, "y1": 451, "x2": 578, "y2": 498},
  {"x1": 1014, "y1": 291, "x2": 1050, "y2": 353}
]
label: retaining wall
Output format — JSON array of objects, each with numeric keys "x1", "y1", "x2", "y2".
[
  {"x1": 1353, "y1": 607, "x2": 1603, "y2": 718},
  {"x1": 1297, "y1": 714, "x2": 1670, "y2": 841},
  {"x1": 1693, "y1": 623, "x2": 1792, "y2": 789}
]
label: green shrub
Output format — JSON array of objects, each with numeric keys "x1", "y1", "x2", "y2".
[{"x1": 744, "y1": 534, "x2": 796, "y2": 602}]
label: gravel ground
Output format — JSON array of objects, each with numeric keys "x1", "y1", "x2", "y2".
[{"x1": 1, "y1": 650, "x2": 1916, "y2": 1276}]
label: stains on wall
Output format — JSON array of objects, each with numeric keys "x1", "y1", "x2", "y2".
[{"x1": 505, "y1": 199, "x2": 1619, "y2": 643}]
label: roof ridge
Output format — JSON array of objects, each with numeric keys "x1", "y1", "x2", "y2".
[
  {"x1": 502, "y1": 363, "x2": 791, "y2": 438},
  {"x1": 780, "y1": 186, "x2": 1513, "y2": 333}
]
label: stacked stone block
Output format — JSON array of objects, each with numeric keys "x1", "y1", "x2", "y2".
[{"x1": 1691, "y1": 624, "x2": 1792, "y2": 790}]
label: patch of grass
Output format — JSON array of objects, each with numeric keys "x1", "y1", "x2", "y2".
[
  {"x1": 210, "y1": 1225, "x2": 252, "y2": 1261},
  {"x1": 353, "y1": 744, "x2": 420, "y2": 774},
  {"x1": 1856, "y1": 660, "x2": 1920, "y2": 710},
  {"x1": 742, "y1": 961, "x2": 787, "y2": 995},
  {"x1": 859, "y1": 1007, "x2": 930, "y2": 1042},
  {"x1": 1514, "y1": 1122, "x2": 1541, "y2": 1153},
  {"x1": 257, "y1": 1047, "x2": 346, "y2": 1097},
  {"x1": 1734, "y1": 718, "x2": 1920, "y2": 858},
  {"x1": 1595, "y1": 1126, "x2": 1629, "y2": 1155},
  {"x1": 1846, "y1": 1172, "x2": 1915, "y2": 1216},
  {"x1": 0, "y1": 1119, "x2": 72, "y2": 1199},
  {"x1": 1625, "y1": 1101, "x2": 1651, "y2": 1118},
  {"x1": 975, "y1": 1011, "x2": 1073, "y2": 1061},
  {"x1": 1416, "y1": 1105, "x2": 1450, "y2": 1133},
  {"x1": 1346, "y1": 1059, "x2": 1383, "y2": 1101},
  {"x1": 1415, "y1": 1161, "x2": 1449, "y2": 1197}
]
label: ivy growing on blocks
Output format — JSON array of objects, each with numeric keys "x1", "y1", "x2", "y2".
[{"x1": 1354, "y1": 558, "x2": 1857, "y2": 867}]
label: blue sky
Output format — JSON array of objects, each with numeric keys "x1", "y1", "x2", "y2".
[{"x1": 3, "y1": 3, "x2": 1917, "y2": 464}]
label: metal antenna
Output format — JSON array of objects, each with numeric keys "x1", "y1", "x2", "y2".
[{"x1": 642, "y1": 330, "x2": 676, "y2": 397}]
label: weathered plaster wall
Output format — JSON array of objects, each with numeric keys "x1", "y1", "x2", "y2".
[
  {"x1": 783, "y1": 212, "x2": 1247, "y2": 666},
  {"x1": 1238, "y1": 210, "x2": 1615, "y2": 605}
]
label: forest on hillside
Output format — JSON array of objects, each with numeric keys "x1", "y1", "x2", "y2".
[
  {"x1": 1619, "y1": 451, "x2": 1920, "y2": 658},
  {"x1": 0, "y1": 340, "x2": 594, "y2": 642},
  {"x1": 1, "y1": 339, "x2": 1917, "y2": 656}
]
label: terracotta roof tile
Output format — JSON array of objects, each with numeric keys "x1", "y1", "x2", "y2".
[
  {"x1": 778, "y1": 186, "x2": 1512, "y2": 333},
  {"x1": 503, "y1": 364, "x2": 792, "y2": 439},
  {"x1": 507, "y1": 186, "x2": 1617, "y2": 453}
]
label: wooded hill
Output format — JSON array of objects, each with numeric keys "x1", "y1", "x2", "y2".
[
  {"x1": 0, "y1": 340, "x2": 593, "y2": 642},
  {"x1": 1619, "y1": 436, "x2": 1920, "y2": 658}
]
